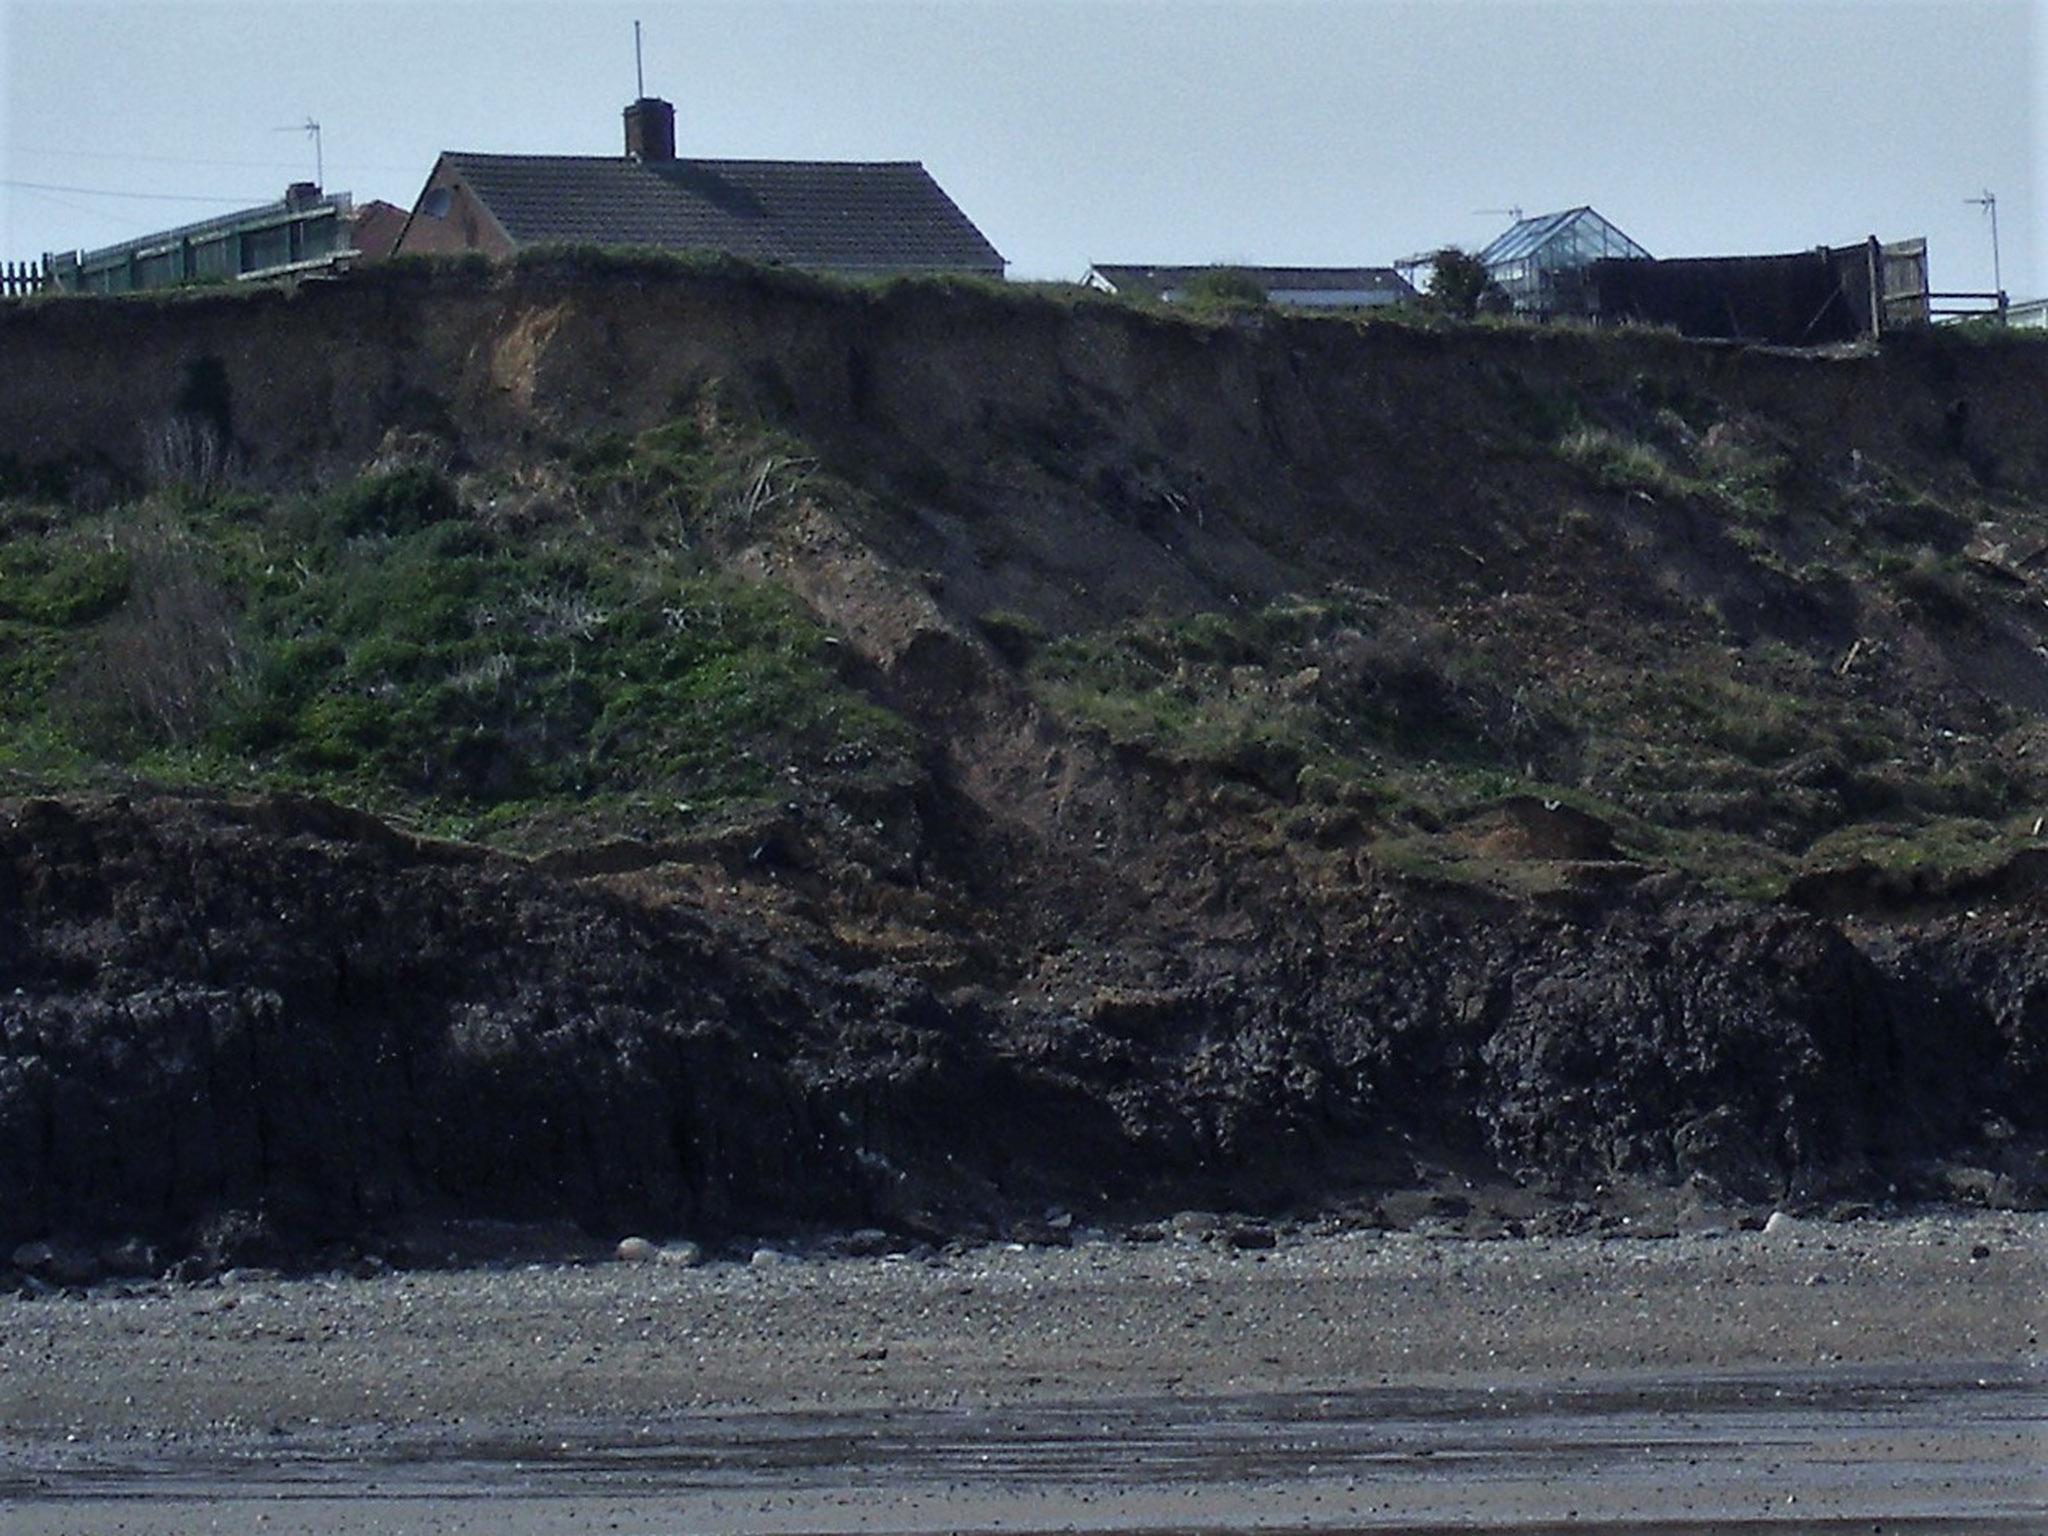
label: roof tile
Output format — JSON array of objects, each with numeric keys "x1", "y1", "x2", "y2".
[{"x1": 441, "y1": 153, "x2": 1004, "y2": 273}]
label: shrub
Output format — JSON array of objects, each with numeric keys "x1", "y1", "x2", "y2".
[
  {"x1": 321, "y1": 465, "x2": 461, "y2": 538},
  {"x1": 1891, "y1": 548, "x2": 1977, "y2": 627},
  {"x1": 1557, "y1": 426, "x2": 1684, "y2": 499},
  {"x1": 60, "y1": 520, "x2": 243, "y2": 751},
  {"x1": 1426, "y1": 248, "x2": 1508, "y2": 320},
  {"x1": 1180, "y1": 268, "x2": 1269, "y2": 311},
  {"x1": 143, "y1": 414, "x2": 240, "y2": 495}
]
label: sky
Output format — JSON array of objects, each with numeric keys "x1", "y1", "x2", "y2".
[{"x1": 1, "y1": 0, "x2": 2041, "y2": 298}]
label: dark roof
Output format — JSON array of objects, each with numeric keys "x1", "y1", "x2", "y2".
[
  {"x1": 438, "y1": 152, "x2": 1004, "y2": 273},
  {"x1": 1089, "y1": 263, "x2": 1415, "y2": 301},
  {"x1": 68, "y1": 190, "x2": 351, "y2": 265},
  {"x1": 349, "y1": 200, "x2": 409, "y2": 261}
]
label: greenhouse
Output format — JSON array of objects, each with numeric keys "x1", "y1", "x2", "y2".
[{"x1": 1478, "y1": 207, "x2": 1651, "y2": 317}]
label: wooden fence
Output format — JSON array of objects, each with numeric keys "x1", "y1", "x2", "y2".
[{"x1": 1, "y1": 260, "x2": 49, "y2": 297}]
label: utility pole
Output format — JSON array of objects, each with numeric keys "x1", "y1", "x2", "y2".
[{"x1": 1967, "y1": 189, "x2": 2001, "y2": 298}]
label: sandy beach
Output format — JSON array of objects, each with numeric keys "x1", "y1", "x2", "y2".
[{"x1": 2, "y1": 1209, "x2": 2043, "y2": 1532}]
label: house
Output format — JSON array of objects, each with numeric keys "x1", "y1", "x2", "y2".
[
  {"x1": 44, "y1": 184, "x2": 403, "y2": 294},
  {"x1": 2008, "y1": 297, "x2": 2048, "y2": 329},
  {"x1": 392, "y1": 96, "x2": 1004, "y2": 278},
  {"x1": 349, "y1": 200, "x2": 411, "y2": 262},
  {"x1": 1082, "y1": 263, "x2": 1416, "y2": 310},
  {"x1": 1476, "y1": 206, "x2": 1653, "y2": 318}
]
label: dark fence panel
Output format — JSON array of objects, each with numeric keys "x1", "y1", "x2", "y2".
[{"x1": 1590, "y1": 251, "x2": 1867, "y2": 345}]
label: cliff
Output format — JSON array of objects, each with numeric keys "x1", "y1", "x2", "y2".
[{"x1": 2, "y1": 256, "x2": 2045, "y2": 1269}]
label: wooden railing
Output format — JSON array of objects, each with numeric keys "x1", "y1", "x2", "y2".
[
  {"x1": 1927, "y1": 291, "x2": 2009, "y2": 323},
  {"x1": 1, "y1": 260, "x2": 49, "y2": 297}
]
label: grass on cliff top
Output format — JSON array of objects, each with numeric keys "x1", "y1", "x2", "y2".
[{"x1": 0, "y1": 425, "x2": 914, "y2": 846}]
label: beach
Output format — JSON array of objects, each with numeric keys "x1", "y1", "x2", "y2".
[{"x1": 3, "y1": 1209, "x2": 2042, "y2": 1532}]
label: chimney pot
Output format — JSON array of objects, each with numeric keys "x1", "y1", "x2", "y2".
[{"x1": 624, "y1": 97, "x2": 676, "y2": 162}]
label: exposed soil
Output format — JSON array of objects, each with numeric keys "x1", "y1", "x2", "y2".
[{"x1": 2, "y1": 265, "x2": 2047, "y2": 1271}]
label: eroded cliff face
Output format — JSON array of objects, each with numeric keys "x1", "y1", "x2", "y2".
[
  {"x1": 2, "y1": 263, "x2": 2046, "y2": 1268},
  {"x1": 3, "y1": 789, "x2": 2041, "y2": 1266}
]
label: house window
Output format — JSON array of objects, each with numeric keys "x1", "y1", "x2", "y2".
[{"x1": 242, "y1": 225, "x2": 291, "y2": 273}]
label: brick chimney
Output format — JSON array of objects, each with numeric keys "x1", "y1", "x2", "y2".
[{"x1": 624, "y1": 97, "x2": 676, "y2": 162}]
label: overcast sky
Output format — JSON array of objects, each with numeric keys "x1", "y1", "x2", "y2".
[{"x1": 2, "y1": 0, "x2": 2040, "y2": 297}]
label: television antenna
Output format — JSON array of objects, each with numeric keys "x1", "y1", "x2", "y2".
[
  {"x1": 1966, "y1": 189, "x2": 2001, "y2": 296},
  {"x1": 274, "y1": 118, "x2": 322, "y2": 187}
]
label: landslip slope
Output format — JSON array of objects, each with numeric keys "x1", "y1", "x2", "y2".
[{"x1": 2, "y1": 257, "x2": 2045, "y2": 1270}]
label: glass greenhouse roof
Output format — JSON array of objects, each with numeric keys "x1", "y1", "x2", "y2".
[{"x1": 1478, "y1": 207, "x2": 1650, "y2": 268}]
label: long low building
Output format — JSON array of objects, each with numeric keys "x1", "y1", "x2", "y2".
[
  {"x1": 1084, "y1": 263, "x2": 1416, "y2": 309},
  {"x1": 46, "y1": 185, "x2": 402, "y2": 294}
]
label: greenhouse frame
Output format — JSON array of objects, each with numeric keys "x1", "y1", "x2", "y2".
[{"x1": 1478, "y1": 207, "x2": 1651, "y2": 317}]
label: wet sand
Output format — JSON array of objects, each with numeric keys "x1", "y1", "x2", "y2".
[{"x1": 3, "y1": 1211, "x2": 2043, "y2": 1532}]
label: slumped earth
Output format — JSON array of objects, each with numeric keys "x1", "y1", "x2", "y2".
[{"x1": 3, "y1": 1212, "x2": 2042, "y2": 1533}]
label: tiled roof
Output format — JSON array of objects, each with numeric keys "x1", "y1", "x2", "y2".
[
  {"x1": 1089, "y1": 264, "x2": 1416, "y2": 301},
  {"x1": 440, "y1": 153, "x2": 1004, "y2": 273}
]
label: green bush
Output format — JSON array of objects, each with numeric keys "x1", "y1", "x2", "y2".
[
  {"x1": 1425, "y1": 248, "x2": 1508, "y2": 319},
  {"x1": 1179, "y1": 268, "x2": 1269, "y2": 311},
  {"x1": 321, "y1": 466, "x2": 461, "y2": 538},
  {"x1": 1557, "y1": 426, "x2": 1685, "y2": 499}
]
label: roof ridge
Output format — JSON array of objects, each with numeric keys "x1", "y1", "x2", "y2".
[{"x1": 443, "y1": 150, "x2": 930, "y2": 169}]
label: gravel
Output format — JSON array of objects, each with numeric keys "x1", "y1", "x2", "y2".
[{"x1": 2, "y1": 1209, "x2": 2040, "y2": 1447}]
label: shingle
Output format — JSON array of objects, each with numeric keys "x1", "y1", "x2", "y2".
[{"x1": 442, "y1": 153, "x2": 1004, "y2": 273}]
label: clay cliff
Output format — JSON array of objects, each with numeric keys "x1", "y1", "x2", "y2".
[{"x1": 2, "y1": 255, "x2": 2044, "y2": 1269}]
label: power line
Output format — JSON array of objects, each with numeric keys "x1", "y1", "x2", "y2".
[
  {"x1": 8, "y1": 182, "x2": 158, "y2": 234},
  {"x1": 4, "y1": 144, "x2": 305, "y2": 171},
  {"x1": 0, "y1": 178, "x2": 273, "y2": 205},
  {"x1": 0, "y1": 144, "x2": 426, "y2": 174}
]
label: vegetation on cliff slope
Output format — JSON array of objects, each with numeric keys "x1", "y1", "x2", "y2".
[
  {"x1": 0, "y1": 414, "x2": 912, "y2": 843},
  {"x1": 3, "y1": 265, "x2": 2047, "y2": 898}
]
